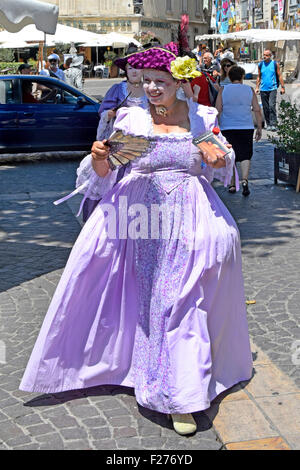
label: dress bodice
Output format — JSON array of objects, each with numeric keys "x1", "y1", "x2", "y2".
[
  {"x1": 129, "y1": 133, "x2": 195, "y2": 174},
  {"x1": 74, "y1": 102, "x2": 236, "y2": 203}
]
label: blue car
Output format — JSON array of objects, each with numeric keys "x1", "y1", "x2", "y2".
[{"x1": 0, "y1": 74, "x2": 100, "y2": 153}]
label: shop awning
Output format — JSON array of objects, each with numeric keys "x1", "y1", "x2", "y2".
[{"x1": 196, "y1": 29, "x2": 300, "y2": 43}]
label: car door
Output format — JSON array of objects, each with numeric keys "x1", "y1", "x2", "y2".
[
  {"x1": 57, "y1": 87, "x2": 100, "y2": 149},
  {"x1": 16, "y1": 78, "x2": 70, "y2": 152},
  {"x1": 17, "y1": 78, "x2": 99, "y2": 151},
  {"x1": 0, "y1": 78, "x2": 20, "y2": 152}
]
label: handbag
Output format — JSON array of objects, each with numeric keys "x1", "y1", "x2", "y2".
[{"x1": 202, "y1": 71, "x2": 218, "y2": 106}]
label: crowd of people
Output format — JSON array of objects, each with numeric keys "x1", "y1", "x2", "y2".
[{"x1": 17, "y1": 52, "x2": 85, "y2": 104}]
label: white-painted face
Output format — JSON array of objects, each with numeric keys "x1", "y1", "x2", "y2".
[
  {"x1": 142, "y1": 69, "x2": 180, "y2": 107},
  {"x1": 126, "y1": 64, "x2": 143, "y2": 83}
]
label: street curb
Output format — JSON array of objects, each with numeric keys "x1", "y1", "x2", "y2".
[{"x1": 205, "y1": 339, "x2": 300, "y2": 450}]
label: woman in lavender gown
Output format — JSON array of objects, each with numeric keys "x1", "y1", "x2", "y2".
[{"x1": 20, "y1": 46, "x2": 253, "y2": 436}]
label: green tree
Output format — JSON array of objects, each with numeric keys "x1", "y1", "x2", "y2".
[{"x1": 0, "y1": 48, "x2": 15, "y2": 62}]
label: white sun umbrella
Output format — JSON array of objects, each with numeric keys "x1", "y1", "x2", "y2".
[
  {"x1": 82, "y1": 32, "x2": 141, "y2": 48},
  {"x1": 0, "y1": 0, "x2": 58, "y2": 34},
  {"x1": 104, "y1": 33, "x2": 141, "y2": 48},
  {"x1": 0, "y1": 40, "x2": 33, "y2": 48},
  {"x1": 81, "y1": 33, "x2": 141, "y2": 65},
  {"x1": 0, "y1": 23, "x2": 106, "y2": 45}
]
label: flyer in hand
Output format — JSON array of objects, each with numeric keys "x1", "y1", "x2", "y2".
[{"x1": 193, "y1": 131, "x2": 230, "y2": 161}]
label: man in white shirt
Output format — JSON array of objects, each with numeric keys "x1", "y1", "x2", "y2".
[
  {"x1": 39, "y1": 53, "x2": 66, "y2": 82},
  {"x1": 64, "y1": 55, "x2": 84, "y2": 91}
]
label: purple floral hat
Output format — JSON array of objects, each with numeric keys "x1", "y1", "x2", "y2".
[
  {"x1": 126, "y1": 45, "x2": 178, "y2": 74},
  {"x1": 114, "y1": 45, "x2": 144, "y2": 71},
  {"x1": 126, "y1": 43, "x2": 201, "y2": 82}
]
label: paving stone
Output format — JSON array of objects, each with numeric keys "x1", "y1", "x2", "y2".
[
  {"x1": 113, "y1": 426, "x2": 138, "y2": 438},
  {"x1": 103, "y1": 408, "x2": 132, "y2": 419},
  {"x1": 0, "y1": 421, "x2": 26, "y2": 441},
  {"x1": 140, "y1": 437, "x2": 167, "y2": 448},
  {"x1": 26, "y1": 423, "x2": 55, "y2": 437},
  {"x1": 63, "y1": 440, "x2": 93, "y2": 450},
  {"x1": 88, "y1": 427, "x2": 111, "y2": 440},
  {"x1": 81, "y1": 416, "x2": 107, "y2": 428},
  {"x1": 66, "y1": 404, "x2": 99, "y2": 419},
  {"x1": 116, "y1": 437, "x2": 142, "y2": 449},
  {"x1": 48, "y1": 414, "x2": 80, "y2": 429},
  {"x1": 92, "y1": 439, "x2": 118, "y2": 450},
  {"x1": 60, "y1": 427, "x2": 88, "y2": 440},
  {"x1": 107, "y1": 416, "x2": 132, "y2": 428},
  {"x1": 5, "y1": 435, "x2": 32, "y2": 448},
  {"x1": 15, "y1": 413, "x2": 44, "y2": 427}
]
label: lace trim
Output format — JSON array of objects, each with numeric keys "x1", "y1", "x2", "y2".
[{"x1": 76, "y1": 154, "x2": 118, "y2": 201}]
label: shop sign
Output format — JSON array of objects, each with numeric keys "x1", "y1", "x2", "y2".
[{"x1": 141, "y1": 20, "x2": 171, "y2": 29}]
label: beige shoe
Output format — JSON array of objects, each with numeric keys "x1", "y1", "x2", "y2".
[{"x1": 170, "y1": 413, "x2": 197, "y2": 435}]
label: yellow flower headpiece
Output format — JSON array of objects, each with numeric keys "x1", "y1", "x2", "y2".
[{"x1": 170, "y1": 56, "x2": 202, "y2": 80}]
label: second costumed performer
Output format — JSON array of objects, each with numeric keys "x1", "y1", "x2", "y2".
[{"x1": 20, "y1": 44, "x2": 253, "y2": 436}]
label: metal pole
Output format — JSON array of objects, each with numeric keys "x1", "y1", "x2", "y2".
[{"x1": 43, "y1": 32, "x2": 47, "y2": 69}]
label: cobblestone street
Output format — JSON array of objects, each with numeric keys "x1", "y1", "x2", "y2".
[{"x1": 0, "y1": 95, "x2": 300, "y2": 449}]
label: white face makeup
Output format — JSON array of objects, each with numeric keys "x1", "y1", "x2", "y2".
[
  {"x1": 126, "y1": 64, "x2": 143, "y2": 83},
  {"x1": 142, "y1": 69, "x2": 179, "y2": 107}
]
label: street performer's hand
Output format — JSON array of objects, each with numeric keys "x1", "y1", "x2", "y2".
[
  {"x1": 91, "y1": 140, "x2": 110, "y2": 161},
  {"x1": 91, "y1": 140, "x2": 110, "y2": 177},
  {"x1": 200, "y1": 142, "x2": 231, "y2": 169}
]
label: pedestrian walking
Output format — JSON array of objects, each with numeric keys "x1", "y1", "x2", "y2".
[
  {"x1": 216, "y1": 65, "x2": 263, "y2": 196},
  {"x1": 213, "y1": 43, "x2": 224, "y2": 63},
  {"x1": 39, "y1": 53, "x2": 66, "y2": 82},
  {"x1": 217, "y1": 54, "x2": 236, "y2": 87},
  {"x1": 64, "y1": 55, "x2": 84, "y2": 91},
  {"x1": 18, "y1": 63, "x2": 32, "y2": 75},
  {"x1": 20, "y1": 45, "x2": 253, "y2": 437},
  {"x1": 59, "y1": 57, "x2": 73, "y2": 72},
  {"x1": 255, "y1": 49, "x2": 285, "y2": 131},
  {"x1": 192, "y1": 43, "x2": 202, "y2": 62},
  {"x1": 199, "y1": 52, "x2": 221, "y2": 79}
]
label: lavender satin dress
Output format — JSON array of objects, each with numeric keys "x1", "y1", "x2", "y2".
[{"x1": 20, "y1": 102, "x2": 253, "y2": 414}]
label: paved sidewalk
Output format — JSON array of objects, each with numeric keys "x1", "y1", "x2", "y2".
[{"x1": 0, "y1": 131, "x2": 300, "y2": 450}]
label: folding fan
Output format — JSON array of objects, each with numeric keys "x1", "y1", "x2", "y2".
[{"x1": 106, "y1": 130, "x2": 153, "y2": 170}]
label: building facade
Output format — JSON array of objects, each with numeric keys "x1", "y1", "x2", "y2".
[
  {"x1": 39, "y1": 0, "x2": 211, "y2": 47},
  {"x1": 210, "y1": 0, "x2": 300, "y2": 33}
]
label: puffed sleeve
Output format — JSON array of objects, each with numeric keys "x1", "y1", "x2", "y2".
[
  {"x1": 98, "y1": 83, "x2": 123, "y2": 115},
  {"x1": 189, "y1": 100, "x2": 236, "y2": 187},
  {"x1": 113, "y1": 106, "x2": 150, "y2": 136},
  {"x1": 75, "y1": 107, "x2": 145, "y2": 197},
  {"x1": 75, "y1": 154, "x2": 118, "y2": 200}
]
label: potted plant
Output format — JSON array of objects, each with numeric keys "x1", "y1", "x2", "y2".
[
  {"x1": 104, "y1": 50, "x2": 118, "y2": 78},
  {"x1": 269, "y1": 100, "x2": 300, "y2": 192}
]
